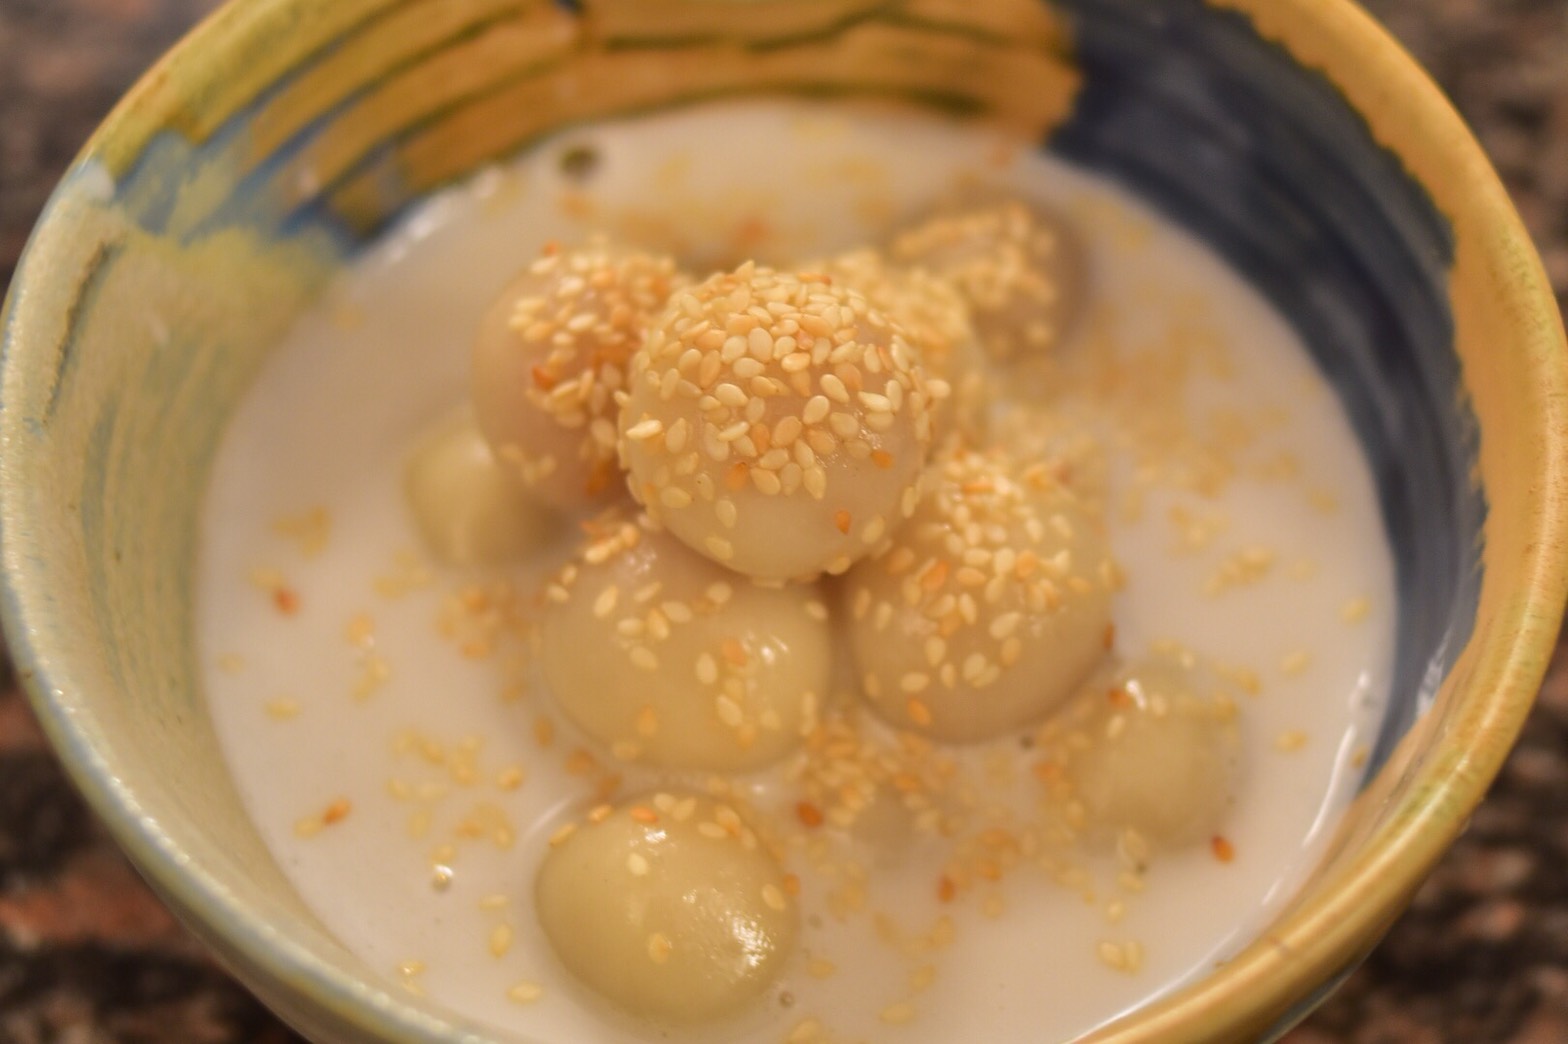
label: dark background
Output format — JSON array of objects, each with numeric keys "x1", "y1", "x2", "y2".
[{"x1": 1, "y1": 1, "x2": 1566, "y2": 1041}]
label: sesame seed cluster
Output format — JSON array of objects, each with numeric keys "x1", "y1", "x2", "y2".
[{"x1": 816, "y1": 249, "x2": 991, "y2": 444}]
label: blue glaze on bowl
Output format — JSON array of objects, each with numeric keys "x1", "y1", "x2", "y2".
[{"x1": 1051, "y1": 0, "x2": 1481, "y2": 778}]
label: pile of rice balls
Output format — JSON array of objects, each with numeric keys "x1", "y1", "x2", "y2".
[{"x1": 402, "y1": 199, "x2": 1240, "y2": 1023}]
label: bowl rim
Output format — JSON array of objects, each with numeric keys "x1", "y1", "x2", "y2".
[{"x1": 2, "y1": 0, "x2": 1566, "y2": 1041}]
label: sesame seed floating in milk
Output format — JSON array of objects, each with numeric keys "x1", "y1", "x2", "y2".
[{"x1": 199, "y1": 100, "x2": 1393, "y2": 1043}]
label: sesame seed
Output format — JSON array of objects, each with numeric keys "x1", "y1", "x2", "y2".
[
  {"x1": 789, "y1": 1018, "x2": 824, "y2": 1043},
  {"x1": 989, "y1": 611, "x2": 1022, "y2": 640},
  {"x1": 506, "y1": 981, "x2": 543, "y2": 1005},
  {"x1": 1274, "y1": 729, "x2": 1309, "y2": 752},
  {"x1": 265, "y1": 697, "x2": 300, "y2": 721},
  {"x1": 828, "y1": 411, "x2": 859, "y2": 438},
  {"x1": 752, "y1": 468, "x2": 783, "y2": 496},
  {"x1": 625, "y1": 417, "x2": 664, "y2": 440},
  {"x1": 804, "y1": 466, "x2": 828, "y2": 500},
  {"x1": 646, "y1": 932, "x2": 673, "y2": 963},
  {"x1": 715, "y1": 695, "x2": 744, "y2": 728}
]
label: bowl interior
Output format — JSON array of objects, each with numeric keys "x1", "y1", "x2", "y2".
[{"x1": 2, "y1": 1, "x2": 1561, "y2": 1042}]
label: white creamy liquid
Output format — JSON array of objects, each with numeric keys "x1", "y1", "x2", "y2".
[{"x1": 199, "y1": 101, "x2": 1394, "y2": 1043}]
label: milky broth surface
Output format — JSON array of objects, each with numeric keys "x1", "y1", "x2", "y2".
[{"x1": 198, "y1": 101, "x2": 1394, "y2": 1042}]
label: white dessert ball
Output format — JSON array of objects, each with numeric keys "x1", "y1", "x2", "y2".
[
  {"x1": 617, "y1": 262, "x2": 937, "y2": 581},
  {"x1": 472, "y1": 239, "x2": 683, "y2": 509},
  {"x1": 536, "y1": 793, "x2": 798, "y2": 1022},
  {"x1": 538, "y1": 512, "x2": 831, "y2": 771},
  {"x1": 844, "y1": 445, "x2": 1116, "y2": 742},
  {"x1": 402, "y1": 409, "x2": 560, "y2": 566},
  {"x1": 889, "y1": 199, "x2": 1082, "y2": 365},
  {"x1": 1065, "y1": 654, "x2": 1243, "y2": 849}
]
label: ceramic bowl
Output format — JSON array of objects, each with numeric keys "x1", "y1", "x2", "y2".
[{"x1": 2, "y1": 1, "x2": 1565, "y2": 1041}]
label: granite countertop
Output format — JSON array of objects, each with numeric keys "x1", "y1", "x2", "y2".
[{"x1": 1, "y1": 1, "x2": 1566, "y2": 1041}]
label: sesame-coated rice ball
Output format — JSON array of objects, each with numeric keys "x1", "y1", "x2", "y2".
[
  {"x1": 536, "y1": 792, "x2": 797, "y2": 1022},
  {"x1": 538, "y1": 511, "x2": 831, "y2": 772},
  {"x1": 617, "y1": 263, "x2": 937, "y2": 581},
  {"x1": 844, "y1": 445, "x2": 1116, "y2": 742},
  {"x1": 1062, "y1": 654, "x2": 1242, "y2": 849},
  {"x1": 889, "y1": 199, "x2": 1082, "y2": 365},
  {"x1": 472, "y1": 240, "x2": 683, "y2": 509}
]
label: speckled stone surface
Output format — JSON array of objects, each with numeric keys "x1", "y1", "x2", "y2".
[{"x1": 0, "y1": 1, "x2": 1565, "y2": 1041}]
